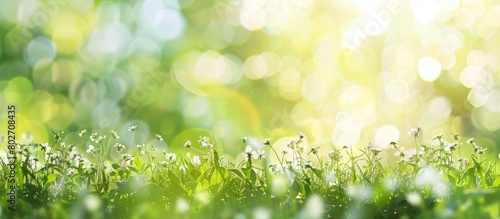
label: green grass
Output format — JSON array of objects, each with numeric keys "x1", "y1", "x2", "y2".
[{"x1": 1, "y1": 127, "x2": 499, "y2": 219}]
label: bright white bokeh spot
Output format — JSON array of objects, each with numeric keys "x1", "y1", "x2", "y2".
[
  {"x1": 414, "y1": 167, "x2": 450, "y2": 198},
  {"x1": 139, "y1": 0, "x2": 185, "y2": 41},
  {"x1": 88, "y1": 23, "x2": 131, "y2": 55},
  {"x1": 182, "y1": 96, "x2": 210, "y2": 118},
  {"x1": 374, "y1": 125, "x2": 400, "y2": 148},
  {"x1": 301, "y1": 195, "x2": 324, "y2": 219},
  {"x1": 484, "y1": 89, "x2": 500, "y2": 112},
  {"x1": 356, "y1": 0, "x2": 381, "y2": 13},
  {"x1": 244, "y1": 52, "x2": 279, "y2": 80},
  {"x1": 240, "y1": 8, "x2": 266, "y2": 31},
  {"x1": 411, "y1": 0, "x2": 438, "y2": 23},
  {"x1": 253, "y1": 207, "x2": 271, "y2": 219},
  {"x1": 468, "y1": 86, "x2": 490, "y2": 107},
  {"x1": 435, "y1": 49, "x2": 456, "y2": 70},
  {"x1": 427, "y1": 97, "x2": 452, "y2": 119},
  {"x1": 84, "y1": 195, "x2": 102, "y2": 212},
  {"x1": 436, "y1": 27, "x2": 463, "y2": 52},
  {"x1": 176, "y1": 197, "x2": 190, "y2": 213},
  {"x1": 302, "y1": 74, "x2": 328, "y2": 104},
  {"x1": 460, "y1": 66, "x2": 485, "y2": 88},
  {"x1": 482, "y1": 111, "x2": 500, "y2": 131},
  {"x1": 418, "y1": 57, "x2": 442, "y2": 82},
  {"x1": 270, "y1": 173, "x2": 289, "y2": 197},
  {"x1": 346, "y1": 185, "x2": 372, "y2": 202},
  {"x1": 92, "y1": 100, "x2": 121, "y2": 128},
  {"x1": 440, "y1": 0, "x2": 460, "y2": 11},
  {"x1": 24, "y1": 37, "x2": 57, "y2": 67},
  {"x1": 385, "y1": 79, "x2": 409, "y2": 103},
  {"x1": 331, "y1": 118, "x2": 361, "y2": 147},
  {"x1": 342, "y1": 27, "x2": 366, "y2": 50},
  {"x1": 127, "y1": 37, "x2": 161, "y2": 72},
  {"x1": 467, "y1": 50, "x2": 487, "y2": 69},
  {"x1": 192, "y1": 51, "x2": 243, "y2": 84},
  {"x1": 314, "y1": 47, "x2": 338, "y2": 71}
]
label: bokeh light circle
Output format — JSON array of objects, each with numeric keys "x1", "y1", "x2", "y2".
[
  {"x1": 417, "y1": 57, "x2": 441, "y2": 82},
  {"x1": 374, "y1": 125, "x2": 400, "y2": 148},
  {"x1": 23, "y1": 37, "x2": 57, "y2": 67}
]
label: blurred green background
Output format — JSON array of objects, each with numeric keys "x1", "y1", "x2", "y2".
[{"x1": 0, "y1": 0, "x2": 499, "y2": 157}]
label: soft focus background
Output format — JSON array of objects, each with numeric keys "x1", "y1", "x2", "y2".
[{"x1": 0, "y1": 0, "x2": 499, "y2": 157}]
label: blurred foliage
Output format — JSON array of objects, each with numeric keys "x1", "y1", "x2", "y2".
[{"x1": 1, "y1": 0, "x2": 500, "y2": 157}]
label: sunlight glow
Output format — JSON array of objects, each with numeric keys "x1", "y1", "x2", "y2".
[{"x1": 418, "y1": 57, "x2": 442, "y2": 82}]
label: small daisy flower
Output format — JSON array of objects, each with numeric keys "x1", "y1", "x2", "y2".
[
  {"x1": 184, "y1": 140, "x2": 191, "y2": 149},
  {"x1": 198, "y1": 136, "x2": 213, "y2": 148},
  {"x1": 156, "y1": 134, "x2": 163, "y2": 141},
  {"x1": 79, "y1": 129, "x2": 87, "y2": 137},
  {"x1": 166, "y1": 152, "x2": 177, "y2": 162},
  {"x1": 408, "y1": 127, "x2": 421, "y2": 138},
  {"x1": 263, "y1": 138, "x2": 271, "y2": 145},
  {"x1": 40, "y1": 143, "x2": 49, "y2": 151},
  {"x1": 467, "y1": 138, "x2": 474, "y2": 144},
  {"x1": 298, "y1": 132, "x2": 306, "y2": 139},
  {"x1": 242, "y1": 137, "x2": 247, "y2": 144},
  {"x1": 256, "y1": 150, "x2": 265, "y2": 160},
  {"x1": 111, "y1": 130, "x2": 119, "y2": 139},
  {"x1": 90, "y1": 133, "x2": 98, "y2": 142},
  {"x1": 191, "y1": 155, "x2": 201, "y2": 167},
  {"x1": 128, "y1": 125, "x2": 137, "y2": 132},
  {"x1": 114, "y1": 143, "x2": 126, "y2": 152},
  {"x1": 243, "y1": 145, "x2": 257, "y2": 161},
  {"x1": 86, "y1": 145, "x2": 95, "y2": 154}
]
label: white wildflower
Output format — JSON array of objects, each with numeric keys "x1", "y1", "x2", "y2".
[
  {"x1": 86, "y1": 145, "x2": 95, "y2": 154},
  {"x1": 243, "y1": 145, "x2": 257, "y2": 161},
  {"x1": 166, "y1": 152, "x2": 177, "y2": 162},
  {"x1": 114, "y1": 143, "x2": 126, "y2": 152},
  {"x1": 299, "y1": 131, "x2": 306, "y2": 139},
  {"x1": 79, "y1": 129, "x2": 87, "y2": 137},
  {"x1": 191, "y1": 155, "x2": 201, "y2": 167},
  {"x1": 467, "y1": 138, "x2": 474, "y2": 144},
  {"x1": 128, "y1": 125, "x2": 137, "y2": 132},
  {"x1": 198, "y1": 136, "x2": 213, "y2": 148},
  {"x1": 111, "y1": 130, "x2": 119, "y2": 139},
  {"x1": 256, "y1": 150, "x2": 265, "y2": 160},
  {"x1": 184, "y1": 140, "x2": 192, "y2": 148},
  {"x1": 155, "y1": 134, "x2": 163, "y2": 141},
  {"x1": 408, "y1": 127, "x2": 421, "y2": 137}
]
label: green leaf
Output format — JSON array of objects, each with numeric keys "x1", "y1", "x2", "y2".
[
  {"x1": 213, "y1": 150, "x2": 220, "y2": 169},
  {"x1": 168, "y1": 170, "x2": 181, "y2": 185},
  {"x1": 493, "y1": 177, "x2": 500, "y2": 187},
  {"x1": 210, "y1": 168, "x2": 223, "y2": 185},
  {"x1": 312, "y1": 168, "x2": 325, "y2": 182},
  {"x1": 228, "y1": 168, "x2": 246, "y2": 180},
  {"x1": 133, "y1": 157, "x2": 143, "y2": 171},
  {"x1": 47, "y1": 174, "x2": 57, "y2": 183}
]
